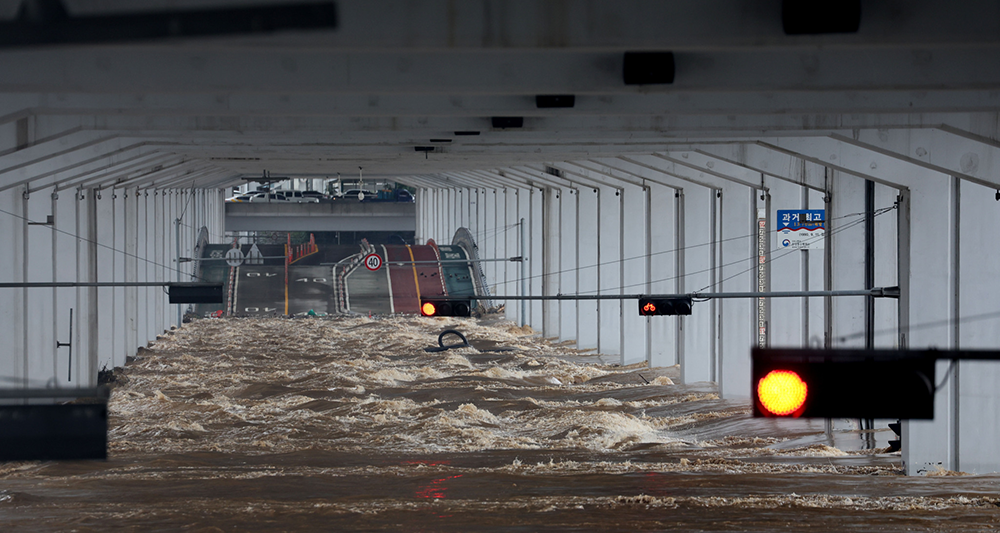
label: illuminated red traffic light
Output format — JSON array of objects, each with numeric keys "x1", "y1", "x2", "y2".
[
  {"x1": 757, "y1": 369, "x2": 808, "y2": 416},
  {"x1": 419, "y1": 299, "x2": 472, "y2": 317},
  {"x1": 752, "y1": 348, "x2": 938, "y2": 419},
  {"x1": 638, "y1": 296, "x2": 692, "y2": 316}
]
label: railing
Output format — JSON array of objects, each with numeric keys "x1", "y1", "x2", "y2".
[
  {"x1": 334, "y1": 239, "x2": 374, "y2": 314},
  {"x1": 288, "y1": 233, "x2": 319, "y2": 264}
]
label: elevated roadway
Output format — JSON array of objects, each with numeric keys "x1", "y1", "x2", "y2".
[{"x1": 225, "y1": 201, "x2": 416, "y2": 232}]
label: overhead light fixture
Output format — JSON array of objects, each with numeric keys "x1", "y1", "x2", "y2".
[
  {"x1": 491, "y1": 117, "x2": 524, "y2": 129},
  {"x1": 623, "y1": 52, "x2": 675, "y2": 85},
  {"x1": 535, "y1": 95, "x2": 575, "y2": 108},
  {"x1": 454, "y1": 131, "x2": 481, "y2": 136},
  {"x1": 782, "y1": 0, "x2": 861, "y2": 35}
]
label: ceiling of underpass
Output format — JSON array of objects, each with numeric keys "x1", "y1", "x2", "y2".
[{"x1": 2, "y1": 0, "x2": 1000, "y2": 189}]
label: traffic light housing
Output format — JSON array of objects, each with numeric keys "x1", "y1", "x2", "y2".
[
  {"x1": 638, "y1": 296, "x2": 692, "y2": 316},
  {"x1": 420, "y1": 299, "x2": 472, "y2": 317},
  {"x1": 751, "y1": 348, "x2": 936, "y2": 419}
]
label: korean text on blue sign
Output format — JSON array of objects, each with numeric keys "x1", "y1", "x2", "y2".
[{"x1": 777, "y1": 209, "x2": 825, "y2": 250}]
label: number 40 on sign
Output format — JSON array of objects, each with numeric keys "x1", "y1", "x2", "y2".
[{"x1": 364, "y1": 253, "x2": 382, "y2": 271}]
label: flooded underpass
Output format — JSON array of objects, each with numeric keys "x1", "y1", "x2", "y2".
[{"x1": 2, "y1": 316, "x2": 998, "y2": 531}]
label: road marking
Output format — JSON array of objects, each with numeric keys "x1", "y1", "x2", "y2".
[
  {"x1": 406, "y1": 244, "x2": 421, "y2": 303},
  {"x1": 381, "y1": 245, "x2": 395, "y2": 314}
]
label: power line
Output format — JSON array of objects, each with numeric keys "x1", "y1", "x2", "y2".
[{"x1": 0, "y1": 207, "x2": 210, "y2": 283}]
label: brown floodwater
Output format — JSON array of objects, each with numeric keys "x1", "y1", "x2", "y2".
[{"x1": 1, "y1": 315, "x2": 998, "y2": 531}]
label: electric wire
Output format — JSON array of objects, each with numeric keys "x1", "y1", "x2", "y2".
[
  {"x1": 0, "y1": 206, "x2": 211, "y2": 283},
  {"x1": 486, "y1": 206, "x2": 884, "y2": 295},
  {"x1": 694, "y1": 204, "x2": 897, "y2": 294},
  {"x1": 568, "y1": 208, "x2": 879, "y2": 296}
]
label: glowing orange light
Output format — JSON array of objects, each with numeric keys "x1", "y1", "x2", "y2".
[
  {"x1": 421, "y1": 302, "x2": 437, "y2": 316},
  {"x1": 757, "y1": 370, "x2": 808, "y2": 416},
  {"x1": 642, "y1": 302, "x2": 657, "y2": 313}
]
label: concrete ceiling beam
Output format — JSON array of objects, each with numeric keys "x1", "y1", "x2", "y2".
[{"x1": 694, "y1": 143, "x2": 828, "y2": 192}]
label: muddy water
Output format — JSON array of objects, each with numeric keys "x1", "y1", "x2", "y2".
[{"x1": 1, "y1": 315, "x2": 998, "y2": 531}]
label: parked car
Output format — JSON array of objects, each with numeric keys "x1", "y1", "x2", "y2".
[
  {"x1": 226, "y1": 194, "x2": 253, "y2": 202},
  {"x1": 338, "y1": 189, "x2": 376, "y2": 200},
  {"x1": 247, "y1": 192, "x2": 289, "y2": 203},
  {"x1": 301, "y1": 190, "x2": 327, "y2": 200},
  {"x1": 280, "y1": 190, "x2": 321, "y2": 203}
]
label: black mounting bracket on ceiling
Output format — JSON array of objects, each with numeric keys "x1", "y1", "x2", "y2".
[{"x1": 0, "y1": 0, "x2": 337, "y2": 48}]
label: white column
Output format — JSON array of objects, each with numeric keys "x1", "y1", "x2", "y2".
[
  {"x1": 620, "y1": 183, "x2": 647, "y2": 365},
  {"x1": 680, "y1": 185, "x2": 716, "y2": 384},
  {"x1": 647, "y1": 181, "x2": 677, "y2": 368},
  {"x1": 95, "y1": 188, "x2": 115, "y2": 371},
  {"x1": 766, "y1": 176, "x2": 809, "y2": 347},
  {"x1": 123, "y1": 188, "x2": 138, "y2": 362},
  {"x1": 717, "y1": 181, "x2": 755, "y2": 398},
  {"x1": 828, "y1": 170, "x2": 867, "y2": 349},
  {"x1": 542, "y1": 186, "x2": 562, "y2": 338},
  {"x1": 24, "y1": 186, "x2": 56, "y2": 386},
  {"x1": 576, "y1": 187, "x2": 599, "y2": 351},
  {"x1": 52, "y1": 189, "x2": 78, "y2": 385},
  {"x1": 899, "y1": 172, "x2": 957, "y2": 476},
  {"x1": 957, "y1": 179, "x2": 1000, "y2": 474},
  {"x1": 0, "y1": 188, "x2": 25, "y2": 389},
  {"x1": 559, "y1": 188, "x2": 578, "y2": 343},
  {"x1": 529, "y1": 187, "x2": 544, "y2": 331},
  {"x1": 503, "y1": 188, "x2": 518, "y2": 323}
]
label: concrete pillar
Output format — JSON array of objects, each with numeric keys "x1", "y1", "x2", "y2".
[
  {"x1": 766, "y1": 175, "x2": 810, "y2": 347},
  {"x1": 529, "y1": 187, "x2": 544, "y2": 331},
  {"x1": 124, "y1": 188, "x2": 138, "y2": 361},
  {"x1": 81, "y1": 188, "x2": 99, "y2": 386},
  {"x1": 647, "y1": 181, "x2": 677, "y2": 368},
  {"x1": 558, "y1": 188, "x2": 578, "y2": 344},
  {"x1": 680, "y1": 185, "x2": 716, "y2": 384},
  {"x1": 596, "y1": 184, "x2": 622, "y2": 356},
  {"x1": 827, "y1": 170, "x2": 867, "y2": 349},
  {"x1": 956, "y1": 179, "x2": 1000, "y2": 474},
  {"x1": 482, "y1": 188, "x2": 497, "y2": 295},
  {"x1": 542, "y1": 186, "x2": 562, "y2": 337},
  {"x1": 52, "y1": 188, "x2": 79, "y2": 385},
  {"x1": 898, "y1": 172, "x2": 957, "y2": 476},
  {"x1": 0, "y1": 188, "x2": 25, "y2": 389},
  {"x1": 503, "y1": 188, "x2": 518, "y2": 323},
  {"x1": 576, "y1": 187, "x2": 599, "y2": 350},
  {"x1": 111, "y1": 189, "x2": 125, "y2": 367},
  {"x1": 620, "y1": 183, "x2": 648, "y2": 365},
  {"x1": 24, "y1": 186, "x2": 56, "y2": 387},
  {"x1": 95, "y1": 188, "x2": 115, "y2": 372},
  {"x1": 152, "y1": 191, "x2": 165, "y2": 334},
  {"x1": 717, "y1": 180, "x2": 755, "y2": 399}
]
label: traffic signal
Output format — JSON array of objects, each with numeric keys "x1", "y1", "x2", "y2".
[
  {"x1": 420, "y1": 299, "x2": 472, "y2": 317},
  {"x1": 168, "y1": 282, "x2": 224, "y2": 304},
  {"x1": 751, "y1": 348, "x2": 937, "y2": 419},
  {"x1": 638, "y1": 296, "x2": 692, "y2": 316}
]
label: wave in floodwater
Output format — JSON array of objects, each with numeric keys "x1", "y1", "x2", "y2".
[{"x1": 1, "y1": 315, "x2": 999, "y2": 532}]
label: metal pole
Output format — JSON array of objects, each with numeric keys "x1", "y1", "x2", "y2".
[
  {"x1": 175, "y1": 217, "x2": 182, "y2": 327},
  {"x1": 454, "y1": 289, "x2": 898, "y2": 301},
  {"x1": 520, "y1": 218, "x2": 526, "y2": 327},
  {"x1": 0, "y1": 282, "x2": 182, "y2": 288}
]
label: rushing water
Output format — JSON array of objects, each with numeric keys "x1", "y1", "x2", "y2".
[{"x1": 1, "y1": 315, "x2": 998, "y2": 531}]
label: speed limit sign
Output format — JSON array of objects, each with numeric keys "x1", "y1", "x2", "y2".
[{"x1": 363, "y1": 253, "x2": 382, "y2": 271}]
